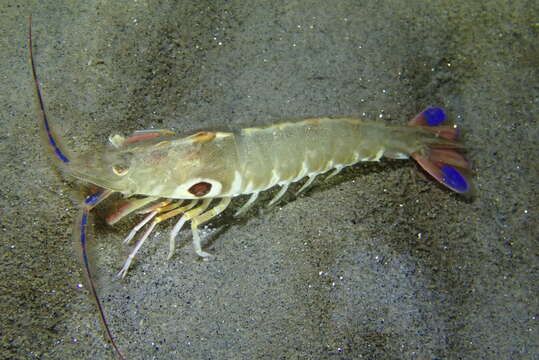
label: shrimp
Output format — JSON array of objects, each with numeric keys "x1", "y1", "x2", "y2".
[
  {"x1": 74, "y1": 111, "x2": 470, "y2": 279},
  {"x1": 29, "y1": 17, "x2": 470, "y2": 360}
]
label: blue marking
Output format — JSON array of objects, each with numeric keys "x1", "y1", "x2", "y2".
[
  {"x1": 43, "y1": 115, "x2": 69, "y2": 163},
  {"x1": 77, "y1": 207, "x2": 126, "y2": 359},
  {"x1": 441, "y1": 165, "x2": 469, "y2": 193},
  {"x1": 80, "y1": 211, "x2": 89, "y2": 268},
  {"x1": 54, "y1": 146, "x2": 70, "y2": 163},
  {"x1": 84, "y1": 192, "x2": 102, "y2": 206},
  {"x1": 423, "y1": 107, "x2": 446, "y2": 126},
  {"x1": 47, "y1": 133, "x2": 56, "y2": 147},
  {"x1": 46, "y1": 131, "x2": 70, "y2": 163},
  {"x1": 43, "y1": 116, "x2": 51, "y2": 132}
]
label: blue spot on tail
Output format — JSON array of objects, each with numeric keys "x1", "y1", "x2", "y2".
[
  {"x1": 423, "y1": 107, "x2": 446, "y2": 126},
  {"x1": 441, "y1": 165, "x2": 469, "y2": 193}
]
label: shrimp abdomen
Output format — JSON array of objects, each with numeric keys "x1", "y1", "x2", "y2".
[{"x1": 233, "y1": 118, "x2": 391, "y2": 193}]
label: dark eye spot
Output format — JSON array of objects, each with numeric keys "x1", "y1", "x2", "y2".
[{"x1": 188, "y1": 182, "x2": 212, "y2": 197}]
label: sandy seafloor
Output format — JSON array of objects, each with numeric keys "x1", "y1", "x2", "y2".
[{"x1": 1, "y1": 1, "x2": 537, "y2": 359}]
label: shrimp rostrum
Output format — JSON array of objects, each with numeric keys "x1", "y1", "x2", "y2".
[{"x1": 29, "y1": 17, "x2": 470, "y2": 360}]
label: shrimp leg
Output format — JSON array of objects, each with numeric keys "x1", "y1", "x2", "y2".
[
  {"x1": 190, "y1": 197, "x2": 232, "y2": 258},
  {"x1": 268, "y1": 184, "x2": 289, "y2": 207},
  {"x1": 167, "y1": 199, "x2": 212, "y2": 259},
  {"x1": 118, "y1": 200, "x2": 196, "y2": 278},
  {"x1": 234, "y1": 192, "x2": 259, "y2": 217},
  {"x1": 325, "y1": 165, "x2": 344, "y2": 180},
  {"x1": 296, "y1": 174, "x2": 318, "y2": 196},
  {"x1": 122, "y1": 200, "x2": 176, "y2": 244},
  {"x1": 106, "y1": 196, "x2": 162, "y2": 225}
]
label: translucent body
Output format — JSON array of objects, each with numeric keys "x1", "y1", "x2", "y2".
[
  {"x1": 67, "y1": 114, "x2": 464, "y2": 276},
  {"x1": 229, "y1": 118, "x2": 429, "y2": 196},
  {"x1": 71, "y1": 118, "x2": 444, "y2": 200}
]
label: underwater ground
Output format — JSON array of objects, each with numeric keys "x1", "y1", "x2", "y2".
[{"x1": 1, "y1": 1, "x2": 537, "y2": 359}]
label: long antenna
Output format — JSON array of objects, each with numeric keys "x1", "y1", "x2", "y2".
[
  {"x1": 79, "y1": 190, "x2": 125, "y2": 360},
  {"x1": 28, "y1": 16, "x2": 125, "y2": 360},
  {"x1": 28, "y1": 15, "x2": 70, "y2": 165}
]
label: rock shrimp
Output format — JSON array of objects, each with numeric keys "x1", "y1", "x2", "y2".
[{"x1": 29, "y1": 17, "x2": 470, "y2": 360}]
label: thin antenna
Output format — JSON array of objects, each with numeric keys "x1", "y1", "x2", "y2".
[
  {"x1": 79, "y1": 190, "x2": 125, "y2": 360},
  {"x1": 28, "y1": 15, "x2": 70, "y2": 164},
  {"x1": 28, "y1": 16, "x2": 125, "y2": 359}
]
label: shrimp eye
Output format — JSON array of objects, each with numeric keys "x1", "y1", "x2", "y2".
[
  {"x1": 111, "y1": 152, "x2": 133, "y2": 176},
  {"x1": 112, "y1": 163, "x2": 129, "y2": 176},
  {"x1": 188, "y1": 182, "x2": 212, "y2": 197}
]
